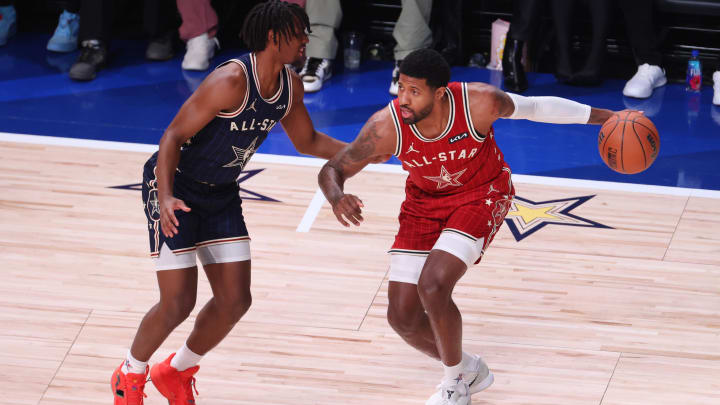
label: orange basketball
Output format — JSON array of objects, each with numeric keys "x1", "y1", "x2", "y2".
[{"x1": 598, "y1": 111, "x2": 660, "y2": 174}]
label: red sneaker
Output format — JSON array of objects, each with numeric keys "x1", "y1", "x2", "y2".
[
  {"x1": 111, "y1": 361, "x2": 148, "y2": 405},
  {"x1": 150, "y1": 353, "x2": 200, "y2": 405}
]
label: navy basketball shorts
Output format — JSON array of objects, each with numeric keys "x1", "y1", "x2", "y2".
[{"x1": 142, "y1": 161, "x2": 250, "y2": 271}]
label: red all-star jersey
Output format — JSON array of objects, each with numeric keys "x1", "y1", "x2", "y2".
[{"x1": 389, "y1": 82, "x2": 510, "y2": 198}]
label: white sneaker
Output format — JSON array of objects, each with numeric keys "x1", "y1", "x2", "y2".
[
  {"x1": 389, "y1": 60, "x2": 401, "y2": 95},
  {"x1": 426, "y1": 355, "x2": 494, "y2": 405},
  {"x1": 182, "y1": 33, "x2": 219, "y2": 71},
  {"x1": 464, "y1": 354, "x2": 494, "y2": 394},
  {"x1": 713, "y1": 71, "x2": 720, "y2": 106},
  {"x1": 712, "y1": 105, "x2": 720, "y2": 126},
  {"x1": 299, "y1": 57, "x2": 332, "y2": 92},
  {"x1": 623, "y1": 63, "x2": 667, "y2": 99},
  {"x1": 426, "y1": 378, "x2": 471, "y2": 405}
]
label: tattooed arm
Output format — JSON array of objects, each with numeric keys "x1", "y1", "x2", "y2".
[{"x1": 318, "y1": 108, "x2": 397, "y2": 227}]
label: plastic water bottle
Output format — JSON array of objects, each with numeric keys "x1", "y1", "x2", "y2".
[
  {"x1": 344, "y1": 32, "x2": 361, "y2": 70},
  {"x1": 686, "y1": 50, "x2": 702, "y2": 92}
]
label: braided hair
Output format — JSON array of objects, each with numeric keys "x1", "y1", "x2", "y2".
[{"x1": 241, "y1": 0, "x2": 310, "y2": 52}]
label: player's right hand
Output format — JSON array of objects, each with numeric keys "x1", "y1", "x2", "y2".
[
  {"x1": 159, "y1": 196, "x2": 191, "y2": 238},
  {"x1": 330, "y1": 194, "x2": 364, "y2": 227}
]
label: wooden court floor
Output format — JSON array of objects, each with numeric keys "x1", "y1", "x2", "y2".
[{"x1": 1, "y1": 140, "x2": 719, "y2": 405}]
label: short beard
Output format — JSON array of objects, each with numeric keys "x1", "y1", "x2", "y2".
[{"x1": 401, "y1": 103, "x2": 433, "y2": 125}]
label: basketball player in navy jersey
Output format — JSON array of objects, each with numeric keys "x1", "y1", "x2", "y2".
[
  {"x1": 110, "y1": 2, "x2": 350, "y2": 404},
  {"x1": 319, "y1": 49, "x2": 618, "y2": 405}
]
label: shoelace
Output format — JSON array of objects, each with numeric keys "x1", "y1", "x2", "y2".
[
  {"x1": 126, "y1": 377, "x2": 148, "y2": 404},
  {"x1": 182, "y1": 375, "x2": 199, "y2": 402},
  {"x1": 303, "y1": 58, "x2": 323, "y2": 78}
]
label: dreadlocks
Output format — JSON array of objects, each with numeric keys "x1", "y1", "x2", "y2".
[{"x1": 241, "y1": 0, "x2": 310, "y2": 52}]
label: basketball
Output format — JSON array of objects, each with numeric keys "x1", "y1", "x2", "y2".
[{"x1": 598, "y1": 111, "x2": 660, "y2": 174}]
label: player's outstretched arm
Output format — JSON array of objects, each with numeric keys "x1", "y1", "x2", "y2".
[
  {"x1": 494, "y1": 85, "x2": 615, "y2": 124},
  {"x1": 465, "y1": 83, "x2": 615, "y2": 130},
  {"x1": 156, "y1": 65, "x2": 247, "y2": 237},
  {"x1": 318, "y1": 109, "x2": 396, "y2": 227},
  {"x1": 281, "y1": 73, "x2": 347, "y2": 159}
]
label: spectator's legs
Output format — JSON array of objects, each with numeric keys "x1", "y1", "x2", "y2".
[
  {"x1": 177, "y1": 0, "x2": 219, "y2": 70},
  {"x1": 177, "y1": 0, "x2": 217, "y2": 41},
  {"x1": 144, "y1": 0, "x2": 177, "y2": 61},
  {"x1": 390, "y1": 0, "x2": 432, "y2": 95},
  {"x1": 502, "y1": 0, "x2": 542, "y2": 92},
  {"x1": 393, "y1": 0, "x2": 432, "y2": 61},
  {"x1": 300, "y1": 0, "x2": 341, "y2": 92},
  {"x1": 78, "y1": 0, "x2": 113, "y2": 44},
  {"x1": 305, "y1": 0, "x2": 341, "y2": 60},
  {"x1": 618, "y1": 0, "x2": 661, "y2": 66},
  {"x1": 574, "y1": 0, "x2": 609, "y2": 84},
  {"x1": 619, "y1": 0, "x2": 666, "y2": 98},
  {"x1": 69, "y1": 0, "x2": 112, "y2": 81},
  {"x1": 550, "y1": 0, "x2": 574, "y2": 82}
]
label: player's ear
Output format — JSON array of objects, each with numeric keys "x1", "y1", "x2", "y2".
[
  {"x1": 266, "y1": 29, "x2": 276, "y2": 47},
  {"x1": 434, "y1": 85, "x2": 445, "y2": 100}
]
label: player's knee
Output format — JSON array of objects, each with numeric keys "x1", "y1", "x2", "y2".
[
  {"x1": 417, "y1": 277, "x2": 451, "y2": 309},
  {"x1": 160, "y1": 295, "x2": 196, "y2": 325},
  {"x1": 217, "y1": 292, "x2": 252, "y2": 323},
  {"x1": 387, "y1": 300, "x2": 422, "y2": 335}
]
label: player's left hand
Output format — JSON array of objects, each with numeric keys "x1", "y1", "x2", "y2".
[
  {"x1": 159, "y1": 196, "x2": 191, "y2": 238},
  {"x1": 330, "y1": 193, "x2": 364, "y2": 227}
]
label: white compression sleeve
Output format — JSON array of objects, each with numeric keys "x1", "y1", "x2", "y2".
[{"x1": 505, "y1": 92, "x2": 591, "y2": 124}]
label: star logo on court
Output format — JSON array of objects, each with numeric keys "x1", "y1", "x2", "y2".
[
  {"x1": 109, "y1": 168, "x2": 280, "y2": 202},
  {"x1": 422, "y1": 165, "x2": 467, "y2": 189},
  {"x1": 223, "y1": 137, "x2": 258, "y2": 169},
  {"x1": 504, "y1": 195, "x2": 612, "y2": 241}
]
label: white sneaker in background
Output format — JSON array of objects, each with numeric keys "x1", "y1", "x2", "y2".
[
  {"x1": 389, "y1": 60, "x2": 401, "y2": 96},
  {"x1": 299, "y1": 57, "x2": 332, "y2": 92},
  {"x1": 182, "y1": 33, "x2": 219, "y2": 71},
  {"x1": 713, "y1": 71, "x2": 720, "y2": 106},
  {"x1": 623, "y1": 63, "x2": 667, "y2": 99}
]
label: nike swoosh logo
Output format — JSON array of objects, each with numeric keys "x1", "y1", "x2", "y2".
[{"x1": 468, "y1": 375, "x2": 479, "y2": 386}]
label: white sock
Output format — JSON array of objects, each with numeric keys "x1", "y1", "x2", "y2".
[
  {"x1": 442, "y1": 359, "x2": 465, "y2": 382},
  {"x1": 440, "y1": 351, "x2": 475, "y2": 382},
  {"x1": 170, "y1": 342, "x2": 203, "y2": 371},
  {"x1": 121, "y1": 350, "x2": 148, "y2": 375}
]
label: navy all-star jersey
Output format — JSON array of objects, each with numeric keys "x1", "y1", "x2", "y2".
[{"x1": 147, "y1": 52, "x2": 294, "y2": 185}]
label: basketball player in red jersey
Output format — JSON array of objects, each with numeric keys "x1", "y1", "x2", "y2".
[{"x1": 318, "y1": 48, "x2": 617, "y2": 405}]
